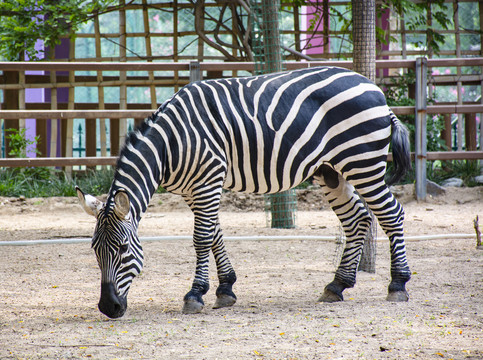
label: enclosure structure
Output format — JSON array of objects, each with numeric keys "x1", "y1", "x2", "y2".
[{"x1": 0, "y1": 0, "x2": 482, "y2": 195}]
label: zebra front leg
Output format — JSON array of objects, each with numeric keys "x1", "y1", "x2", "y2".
[
  {"x1": 314, "y1": 165, "x2": 372, "y2": 302},
  {"x1": 183, "y1": 242, "x2": 211, "y2": 314},
  {"x1": 182, "y1": 185, "x2": 234, "y2": 313},
  {"x1": 182, "y1": 198, "x2": 217, "y2": 314},
  {"x1": 211, "y1": 222, "x2": 237, "y2": 309}
]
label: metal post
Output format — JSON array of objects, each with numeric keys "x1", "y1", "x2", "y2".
[
  {"x1": 415, "y1": 57, "x2": 427, "y2": 201},
  {"x1": 189, "y1": 61, "x2": 202, "y2": 83}
]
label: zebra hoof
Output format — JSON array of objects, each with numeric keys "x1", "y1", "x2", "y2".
[
  {"x1": 213, "y1": 294, "x2": 237, "y2": 309},
  {"x1": 182, "y1": 299, "x2": 204, "y2": 314},
  {"x1": 318, "y1": 288, "x2": 343, "y2": 303},
  {"x1": 386, "y1": 290, "x2": 409, "y2": 302}
]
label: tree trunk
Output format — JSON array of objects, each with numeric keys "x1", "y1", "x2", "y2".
[
  {"x1": 352, "y1": 0, "x2": 376, "y2": 82},
  {"x1": 258, "y1": 0, "x2": 296, "y2": 229},
  {"x1": 352, "y1": 0, "x2": 377, "y2": 273}
]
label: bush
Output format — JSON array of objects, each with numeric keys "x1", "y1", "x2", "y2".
[{"x1": 0, "y1": 167, "x2": 114, "y2": 198}]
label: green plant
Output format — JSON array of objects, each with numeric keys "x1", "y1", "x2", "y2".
[
  {"x1": 5, "y1": 127, "x2": 41, "y2": 158},
  {"x1": 383, "y1": 70, "x2": 449, "y2": 185},
  {"x1": 0, "y1": 0, "x2": 117, "y2": 61},
  {"x1": 73, "y1": 168, "x2": 115, "y2": 196},
  {"x1": 381, "y1": 0, "x2": 452, "y2": 54},
  {"x1": 430, "y1": 160, "x2": 482, "y2": 187}
]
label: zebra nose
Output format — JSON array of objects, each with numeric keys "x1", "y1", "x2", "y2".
[{"x1": 98, "y1": 282, "x2": 127, "y2": 318}]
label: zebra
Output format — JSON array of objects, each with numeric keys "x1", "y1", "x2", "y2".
[{"x1": 76, "y1": 66, "x2": 411, "y2": 318}]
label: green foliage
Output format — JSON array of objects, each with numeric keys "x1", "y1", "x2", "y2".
[
  {"x1": 0, "y1": 167, "x2": 67, "y2": 197},
  {"x1": 385, "y1": 70, "x2": 447, "y2": 153},
  {"x1": 380, "y1": 0, "x2": 452, "y2": 54},
  {"x1": 0, "y1": 166, "x2": 167, "y2": 198},
  {"x1": 73, "y1": 168, "x2": 115, "y2": 196},
  {"x1": 430, "y1": 160, "x2": 482, "y2": 187},
  {"x1": 383, "y1": 70, "x2": 450, "y2": 185},
  {"x1": 5, "y1": 128, "x2": 41, "y2": 158},
  {"x1": 0, "y1": 0, "x2": 116, "y2": 60},
  {"x1": 0, "y1": 167, "x2": 113, "y2": 197}
]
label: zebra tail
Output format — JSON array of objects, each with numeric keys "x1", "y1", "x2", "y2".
[{"x1": 386, "y1": 109, "x2": 411, "y2": 186}]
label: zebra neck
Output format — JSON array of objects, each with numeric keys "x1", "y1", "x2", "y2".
[{"x1": 113, "y1": 119, "x2": 169, "y2": 222}]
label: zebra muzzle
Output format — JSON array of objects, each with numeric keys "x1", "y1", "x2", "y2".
[{"x1": 98, "y1": 282, "x2": 127, "y2": 318}]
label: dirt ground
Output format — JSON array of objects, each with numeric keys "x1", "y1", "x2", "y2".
[{"x1": 0, "y1": 185, "x2": 482, "y2": 359}]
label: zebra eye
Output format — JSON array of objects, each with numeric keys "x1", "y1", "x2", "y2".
[{"x1": 119, "y1": 243, "x2": 129, "y2": 254}]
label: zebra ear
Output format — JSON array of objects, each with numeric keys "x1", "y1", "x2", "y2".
[
  {"x1": 76, "y1": 186, "x2": 103, "y2": 217},
  {"x1": 114, "y1": 189, "x2": 131, "y2": 220}
]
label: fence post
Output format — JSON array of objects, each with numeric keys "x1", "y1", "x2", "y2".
[
  {"x1": 189, "y1": 61, "x2": 202, "y2": 83},
  {"x1": 415, "y1": 57, "x2": 427, "y2": 201}
]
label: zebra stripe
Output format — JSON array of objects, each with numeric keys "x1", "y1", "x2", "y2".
[{"x1": 79, "y1": 66, "x2": 412, "y2": 317}]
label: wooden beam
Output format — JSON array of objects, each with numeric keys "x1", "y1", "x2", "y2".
[
  {"x1": 0, "y1": 157, "x2": 117, "y2": 167},
  {"x1": 2, "y1": 151, "x2": 482, "y2": 169},
  {"x1": 0, "y1": 110, "x2": 154, "y2": 119},
  {"x1": 0, "y1": 58, "x2": 479, "y2": 73}
]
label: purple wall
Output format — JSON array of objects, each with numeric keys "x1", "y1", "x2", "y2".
[
  {"x1": 25, "y1": 39, "x2": 45, "y2": 157},
  {"x1": 25, "y1": 38, "x2": 70, "y2": 157}
]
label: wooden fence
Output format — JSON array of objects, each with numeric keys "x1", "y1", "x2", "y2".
[{"x1": 0, "y1": 58, "x2": 482, "y2": 200}]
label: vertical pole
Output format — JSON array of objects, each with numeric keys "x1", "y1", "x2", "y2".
[
  {"x1": 322, "y1": 1, "x2": 329, "y2": 54},
  {"x1": 352, "y1": 0, "x2": 376, "y2": 273},
  {"x1": 49, "y1": 58, "x2": 58, "y2": 158},
  {"x1": 399, "y1": 3, "x2": 407, "y2": 62},
  {"x1": 189, "y1": 61, "x2": 202, "y2": 83},
  {"x1": 4, "y1": 71, "x2": 19, "y2": 157},
  {"x1": 142, "y1": 0, "x2": 157, "y2": 109},
  {"x1": 454, "y1": 1, "x2": 463, "y2": 151},
  {"x1": 465, "y1": 114, "x2": 477, "y2": 151},
  {"x1": 260, "y1": 0, "x2": 283, "y2": 73},
  {"x1": 18, "y1": 70, "x2": 26, "y2": 132},
  {"x1": 119, "y1": 0, "x2": 127, "y2": 152},
  {"x1": 415, "y1": 57, "x2": 428, "y2": 201},
  {"x1": 479, "y1": 1, "x2": 483, "y2": 169},
  {"x1": 65, "y1": 36, "x2": 75, "y2": 176},
  {"x1": 293, "y1": 4, "x2": 300, "y2": 55},
  {"x1": 252, "y1": 0, "x2": 296, "y2": 229},
  {"x1": 441, "y1": 114, "x2": 452, "y2": 150},
  {"x1": 173, "y1": 0, "x2": 179, "y2": 92},
  {"x1": 94, "y1": 13, "x2": 107, "y2": 159},
  {"x1": 352, "y1": 0, "x2": 376, "y2": 82}
]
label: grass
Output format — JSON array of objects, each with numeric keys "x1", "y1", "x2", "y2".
[
  {"x1": 0, "y1": 166, "x2": 167, "y2": 198},
  {"x1": 0, "y1": 160, "x2": 480, "y2": 198},
  {"x1": 0, "y1": 167, "x2": 115, "y2": 198},
  {"x1": 388, "y1": 160, "x2": 482, "y2": 187}
]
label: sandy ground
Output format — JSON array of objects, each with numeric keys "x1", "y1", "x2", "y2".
[{"x1": 0, "y1": 185, "x2": 482, "y2": 359}]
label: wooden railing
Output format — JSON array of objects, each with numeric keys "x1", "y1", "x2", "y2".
[{"x1": 1, "y1": 58, "x2": 482, "y2": 200}]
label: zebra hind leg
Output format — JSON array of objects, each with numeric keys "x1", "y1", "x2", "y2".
[
  {"x1": 314, "y1": 165, "x2": 372, "y2": 302},
  {"x1": 353, "y1": 178, "x2": 411, "y2": 302},
  {"x1": 211, "y1": 221, "x2": 237, "y2": 309}
]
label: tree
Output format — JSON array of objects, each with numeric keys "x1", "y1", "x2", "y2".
[
  {"x1": 351, "y1": 0, "x2": 377, "y2": 273},
  {"x1": 352, "y1": 0, "x2": 376, "y2": 82},
  {"x1": 251, "y1": 0, "x2": 297, "y2": 229},
  {"x1": 0, "y1": 0, "x2": 117, "y2": 61}
]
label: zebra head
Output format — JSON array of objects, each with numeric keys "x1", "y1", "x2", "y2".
[{"x1": 76, "y1": 186, "x2": 144, "y2": 319}]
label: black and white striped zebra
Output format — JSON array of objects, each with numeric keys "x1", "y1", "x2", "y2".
[{"x1": 77, "y1": 66, "x2": 411, "y2": 318}]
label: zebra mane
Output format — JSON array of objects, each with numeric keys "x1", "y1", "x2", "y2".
[{"x1": 115, "y1": 111, "x2": 159, "y2": 171}]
